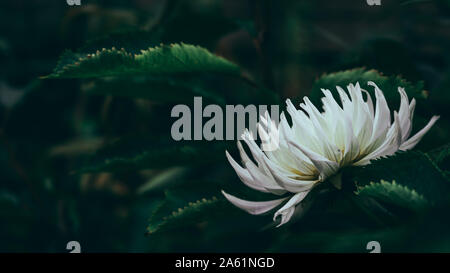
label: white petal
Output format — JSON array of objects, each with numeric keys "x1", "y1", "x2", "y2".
[
  {"x1": 287, "y1": 140, "x2": 339, "y2": 180},
  {"x1": 397, "y1": 87, "x2": 412, "y2": 142},
  {"x1": 237, "y1": 140, "x2": 252, "y2": 164},
  {"x1": 278, "y1": 112, "x2": 315, "y2": 169},
  {"x1": 400, "y1": 115, "x2": 440, "y2": 151},
  {"x1": 368, "y1": 81, "x2": 391, "y2": 142},
  {"x1": 221, "y1": 190, "x2": 287, "y2": 215},
  {"x1": 225, "y1": 150, "x2": 269, "y2": 193},
  {"x1": 391, "y1": 111, "x2": 403, "y2": 152},
  {"x1": 341, "y1": 112, "x2": 360, "y2": 164},
  {"x1": 358, "y1": 111, "x2": 403, "y2": 161},
  {"x1": 336, "y1": 85, "x2": 351, "y2": 109},
  {"x1": 286, "y1": 106, "x2": 323, "y2": 154},
  {"x1": 239, "y1": 136, "x2": 287, "y2": 194},
  {"x1": 244, "y1": 160, "x2": 287, "y2": 195},
  {"x1": 361, "y1": 89, "x2": 374, "y2": 117},
  {"x1": 273, "y1": 191, "x2": 310, "y2": 227},
  {"x1": 349, "y1": 84, "x2": 373, "y2": 150},
  {"x1": 300, "y1": 97, "x2": 341, "y2": 162},
  {"x1": 260, "y1": 155, "x2": 317, "y2": 192},
  {"x1": 402, "y1": 98, "x2": 416, "y2": 140}
]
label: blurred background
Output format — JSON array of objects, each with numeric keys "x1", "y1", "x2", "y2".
[{"x1": 0, "y1": 0, "x2": 449, "y2": 252}]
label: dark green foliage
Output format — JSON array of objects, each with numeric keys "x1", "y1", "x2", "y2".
[
  {"x1": 427, "y1": 143, "x2": 450, "y2": 175},
  {"x1": 356, "y1": 180, "x2": 429, "y2": 212},
  {"x1": 309, "y1": 68, "x2": 426, "y2": 110},
  {"x1": 147, "y1": 195, "x2": 226, "y2": 235},
  {"x1": 2, "y1": 0, "x2": 450, "y2": 253},
  {"x1": 348, "y1": 151, "x2": 450, "y2": 204},
  {"x1": 45, "y1": 43, "x2": 240, "y2": 79},
  {"x1": 338, "y1": 38, "x2": 422, "y2": 81}
]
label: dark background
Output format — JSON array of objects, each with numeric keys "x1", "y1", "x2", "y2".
[{"x1": 0, "y1": 0, "x2": 449, "y2": 252}]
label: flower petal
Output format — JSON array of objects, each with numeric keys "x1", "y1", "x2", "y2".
[
  {"x1": 287, "y1": 140, "x2": 339, "y2": 180},
  {"x1": 356, "y1": 111, "x2": 403, "y2": 163},
  {"x1": 400, "y1": 115, "x2": 440, "y2": 151},
  {"x1": 400, "y1": 98, "x2": 416, "y2": 141},
  {"x1": 368, "y1": 81, "x2": 391, "y2": 143},
  {"x1": 221, "y1": 190, "x2": 288, "y2": 215},
  {"x1": 225, "y1": 150, "x2": 270, "y2": 193},
  {"x1": 273, "y1": 191, "x2": 310, "y2": 227},
  {"x1": 397, "y1": 87, "x2": 412, "y2": 142},
  {"x1": 361, "y1": 88, "x2": 374, "y2": 117},
  {"x1": 244, "y1": 160, "x2": 287, "y2": 195}
]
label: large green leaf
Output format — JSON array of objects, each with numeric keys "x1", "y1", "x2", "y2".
[
  {"x1": 146, "y1": 195, "x2": 227, "y2": 235},
  {"x1": 347, "y1": 151, "x2": 450, "y2": 204},
  {"x1": 145, "y1": 177, "x2": 275, "y2": 237},
  {"x1": 355, "y1": 180, "x2": 429, "y2": 212},
  {"x1": 45, "y1": 43, "x2": 240, "y2": 79}
]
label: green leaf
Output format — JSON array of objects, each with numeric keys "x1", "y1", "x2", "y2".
[
  {"x1": 428, "y1": 143, "x2": 450, "y2": 165},
  {"x1": 427, "y1": 143, "x2": 450, "y2": 172},
  {"x1": 355, "y1": 180, "x2": 429, "y2": 212},
  {"x1": 146, "y1": 195, "x2": 226, "y2": 235},
  {"x1": 348, "y1": 151, "x2": 450, "y2": 204},
  {"x1": 308, "y1": 68, "x2": 427, "y2": 111},
  {"x1": 45, "y1": 43, "x2": 240, "y2": 79}
]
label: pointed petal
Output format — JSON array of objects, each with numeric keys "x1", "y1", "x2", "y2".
[
  {"x1": 341, "y1": 112, "x2": 360, "y2": 164},
  {"x1": 397, "y1": 87, "x2": 412, "y2": 142},
  {"x1": 361, "y1": 89, "x2": 374, "y2": 117},
  {"x1": 402, "y1": 98, "x2": 416, "y2": 140},
  {"x1": 221, "y1": 190, "x2": 287, "y2": 215},
  {"x1": 357, "y1": 111, "x2": 403, "y2": 162},
  {"x1": 244, "y1": 159, "x2": 286, "y2": 195},
  {"x1": 225, "y1": 150, "x2": 270, "y2": 193},
  {"x1": 287, "y1": 140, "x2": 339, "y2": 180},
  {"x1": 300, "y1": 97, "x2": 341, "y2": 162},
  {"x1": 390, "y1": 111, "x2": 403, "y2": 153},
  {"x1": 264, "y1": 168, "x2": 317, "y2": 193},
  {"x1": 368, "y1": 81, "x2": 391, "y2": 142},
  {"x1": 237, "y1": 141, "x2": 252, "y2": 164},
  {"x1": 400, "y1": 115, "x2": 440, "y2": 151},
  {"x1": 273, "y1": 191, "x2": 310, "y2": 227}
]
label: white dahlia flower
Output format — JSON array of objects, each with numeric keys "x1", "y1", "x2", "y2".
[{"x1": 222, "y1": 81, "x2": 439, "y2": 227}]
